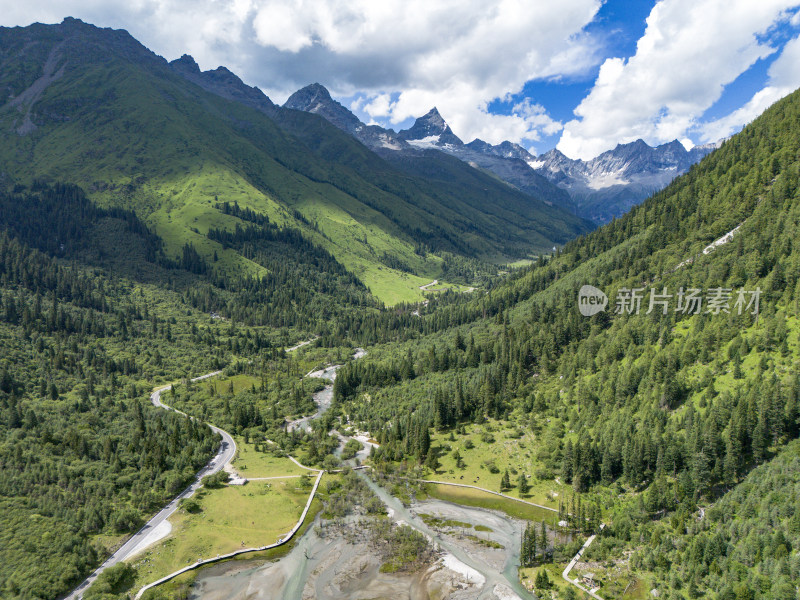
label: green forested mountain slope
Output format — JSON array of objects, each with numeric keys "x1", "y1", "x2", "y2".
[
  {"x1": 0, "y1": 18, "x2": 589, "y2": 305},
  {"x1": 333, "y1": 89, "x2": 800, "y2": 597},
  {"x1": 168, "y1": 59, "x2": 586, "y2": 260},
  {"x1": 0, "y1": 208, "x2": 231, "y2": 598},
  {"x1": 3, "y1": 16, "x2": 799, "y2": 600},
  {"x1": 625, "y1": 438, "x2": 800, "y2": 599},
  {"x1": 0, "y1": 180, "x2": 385, "y2": 598},
  {"x1": 270, "y1": 106, "x2": 586, "y2": 257}
]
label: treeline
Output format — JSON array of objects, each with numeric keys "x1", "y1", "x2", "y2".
[
  {"x1": 315, "y1": 253, "x2": 567, "y2": 348},
  {"x1": 0, "y1": 182, "x2": 157, "y2": 258},
  {"x1": 0, "y1": 232, "x2": 242, "y2": 369},
  {"x1": 216, "y1": 200, "x2": 272, "y2": 227},
  {"x1": 0, "y1": 185, "x2": 385, "y2": 338},
  {"x1": 175, "y1": 200, "x2": 382, "y2": 330},
  {"x1": 439, "y1": 251, "x2": 499, "y2": 287}
]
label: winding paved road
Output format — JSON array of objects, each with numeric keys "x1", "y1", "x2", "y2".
[
  {"x1": 419, "y1": 279, "x2": 439, "y2": 291},
  {"x1": 284, "y1": 337, "x2": 318, "y2": 353},
  {"x1": 63, "y1": 372, "x2": 234, "y2": 600},
  {"x1": 68, "y1": 342, "x2": 356, "y2": 598}
]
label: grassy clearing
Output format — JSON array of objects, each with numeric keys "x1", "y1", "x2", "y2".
[
  {"x1": 570, "y1": 560, "x2": 649, "y2": 600},
  {"x1": 130, "y1": 478, "x2": 309, "y2": 588},
  {"x1": 429, "y1": 421, "x2": 570, "y2": 508},
  {"x1": 362, "y1": 267, "x2": 432, "y2": 305},
  {"x1": 233, "y1": 437, "x2": 307, "y2": 478},
  {"x1": 420, "y1": 281, "x2": 476, "y2": 294},
  {"x1": 505, "y1": 258, "x2": 537, "y2": 269},
  {"x1": 620, "y1": 576, "x2": 650, "y2": 599},
  {"x1": 425, "y1": 484, "x2": 558, "y2": 523},
  {"x1": 197, "y1": 374, "x2": 261, "y2": 396},
  {"x1": 140, "y1": 495, "x2": 325, "y2": 600},
  {"x1": 152, "y1": 372, "x2": 261, "y2": 402},
  {"x1": 518, "y1": 564, "x2": 572, "y2": 598},
  {"x1": 227, "y1": 495, "x2": 324, "y2": 564},
  {"x1": 593, "y1": 570, "x2": 649, "y2": 599}
]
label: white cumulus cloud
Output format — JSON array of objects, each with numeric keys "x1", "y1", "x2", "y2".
[
  {"x1": 700, "y1": 34, "x2": 800, "y2": 142},
  {"x1": 0, "y1": 0, "x2": 602, "y2": 148},
  {"x1": 246, "y1": 0, "x2": 603, "y2": 146},
  {"x1": 7, "y1": 1, "x2": 800, "y2": 157},
  {"x1": 558, "y1": 0, "x2": 800, "y2": 160}
]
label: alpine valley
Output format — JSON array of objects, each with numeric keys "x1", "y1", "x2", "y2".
[
  {"x1": 1, "y1": 16, "x2": 799, "y2": 600},
  {"x1": 284, "y1": 83, "x2": 719, "y2": 224}
]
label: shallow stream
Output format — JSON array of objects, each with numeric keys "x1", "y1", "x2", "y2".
[
  {"x1": 190, "y1": 348, "x2": 533, "y2": 600},
  {"x1": 190, "y1": 487, "x2": 534, "y2": 600}
]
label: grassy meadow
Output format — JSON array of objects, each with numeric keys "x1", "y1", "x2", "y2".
[{"x1": 130, "y1": 477, "x2": 312, "y2": 589}]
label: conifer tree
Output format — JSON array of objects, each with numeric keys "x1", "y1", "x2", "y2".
[
  {"x1": 540, "y1": 520, "x2": 547, "y2": 556},
  {"x1": 453, "y1": 448, "x2": 464, "y2": 469},
  {"x1": 518, "y1": 472, "x2": 529, "y2": 495},
  {"x1": 501, "y1": 469, "x2": 511, "y2": 491}
]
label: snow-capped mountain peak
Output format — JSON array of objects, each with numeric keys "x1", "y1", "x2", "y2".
[
  {"x1": 278, "y1": 81, "x2": 721, "y2": 225},
  {"x1": 523, "y1": 138, "x2": 718, "y2": 222},
  {"x1": 398, "y1": 107, "x2": 463, "y2": 147}
]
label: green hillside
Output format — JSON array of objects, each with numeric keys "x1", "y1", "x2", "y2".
[
  {"x1": 331, "y1": 88, "x2": 800, "y2": 597},
  {"x1": 0, "y1": 180, "x2": 381, "y2": 599},
  {"x1": 0, "y1": 186, "x2": 238, "y2": 598},
  {"x1": 0, "y1": 18, "x2": 589, "y2": 305},
  {"x1": 622, "y1": 437, "x2": 800, "y2": 599}
]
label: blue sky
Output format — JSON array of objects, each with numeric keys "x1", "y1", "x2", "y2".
[
  {"x1": 4, "y1": 0, "x2": 800, "y2": 159},
  {"x1": 484, "y1": 0, "x2": 654, "y2": 153},
  {"x1": 479, "y1": 0, "x2": 800, "y2": 156}
]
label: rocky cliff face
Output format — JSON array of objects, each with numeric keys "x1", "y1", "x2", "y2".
[{"x1": 532, "y1": 139, "x2": 719, "y2": 222}]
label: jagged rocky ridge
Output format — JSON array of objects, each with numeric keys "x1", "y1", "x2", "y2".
[
  {"x1": 163, "y1": 53, "x2": 715, "y2": 224},
  {"x1": 284, "y1": 84, "x2": 720, "y2": 223}
]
